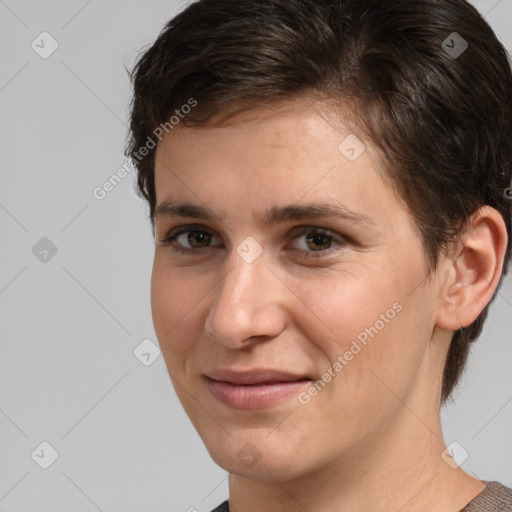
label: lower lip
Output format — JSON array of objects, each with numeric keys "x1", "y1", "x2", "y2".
[{"x1": 207, "y1": 379, "x2": 311, "y2": 409}]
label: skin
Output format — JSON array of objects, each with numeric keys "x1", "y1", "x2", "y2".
[{"x1": 150, "y1": 98, "x2": 508, "y2": 511}]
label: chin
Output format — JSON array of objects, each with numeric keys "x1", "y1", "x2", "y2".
[{"x1": 202, "y1": 429, "x2": 312, "y2": 481}]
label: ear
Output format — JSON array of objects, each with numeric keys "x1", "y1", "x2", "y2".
[{"x1": 436, "y1": 206, "x2": 509, "y2": 330}]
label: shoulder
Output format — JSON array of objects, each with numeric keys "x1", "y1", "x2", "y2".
[
  {"x1": 462, "y1": 481, "x2": 512, "y2": 511},
  {"x1": 210, "y1": 500, "x2": 230, "y2": 512}
]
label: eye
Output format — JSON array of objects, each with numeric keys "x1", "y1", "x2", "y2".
[
  {"x1": 288, "y1": 226, "x2": 347, "y2": 258},
  {"x1": 158, "y1": 224, "x2": 348, "y2": 259},
  {"x1": 159, "y1": 224, "x2": 221, "y2": 254}
]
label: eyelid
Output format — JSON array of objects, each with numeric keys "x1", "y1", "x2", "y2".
[
  {"x1": 158, "y1": 223, "x2": 222, "y2": 248},
  {"x1": 286, "y1": 225, "x2": 348, "y2": 256},
  {"x1": 159, "y1": 223, "x2": 342, "y2": 242},
  {"x1": 158, "y1": 222, "x2": 349, "y2": 261},
  {"x1": 160, "y1": 222, "x2": 215, "y2": 238},
  {"x1": 158, "y1": 221, "x2": 228, "y2": 248}
]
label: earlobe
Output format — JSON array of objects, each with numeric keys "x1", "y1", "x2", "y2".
[{"x1": 436, "y1": 206, "x2": 508, "y2": 331}]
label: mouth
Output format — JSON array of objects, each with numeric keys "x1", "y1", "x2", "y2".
[{"x1": 204, "y1": 369, "x2": 312, "y2": 409}]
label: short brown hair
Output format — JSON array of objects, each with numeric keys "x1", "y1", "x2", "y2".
[{"x1": 126, "y1": 0, "x2": 512, "y2": 404}]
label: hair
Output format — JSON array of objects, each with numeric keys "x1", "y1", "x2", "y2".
[{"x1": 126, "y1": 0, "x2": 512, "y2": 404}]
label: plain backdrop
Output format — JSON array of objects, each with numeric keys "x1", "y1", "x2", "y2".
[{"x1": 0, "y1": 1, "x2": 511, "y2": 511}]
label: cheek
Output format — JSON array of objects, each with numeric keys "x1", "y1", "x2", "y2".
[
  {"x1": 294, "y1": 300, "x2": 427, "y2": 446},
  {"x1": 150, "y1": 258, "x2": 172, "y2": 339},
  {"x1": 284, "y1": 265, "x2": 402, "y2": 354},
  {"x1": 150, "y1": 256, "x2": 205, "y2": 357},
  {"x1": 289, "y1": 258, "x2": 431, "y2": 391}
]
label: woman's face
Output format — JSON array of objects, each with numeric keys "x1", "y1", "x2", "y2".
[{"x1": 151, "y1": 99, "x2": 447, "y2": 481}]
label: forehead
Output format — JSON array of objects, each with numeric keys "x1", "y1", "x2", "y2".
[
  {"x1": 155, "y1": 99, "x2": 369, "y2": 179},
  {"x1": 153, "y1": 99, "x2": 407, "y2": 230}
]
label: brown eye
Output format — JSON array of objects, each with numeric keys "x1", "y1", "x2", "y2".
[
  {"x1": 288, "y1": 226, "x2": 347, "y2": 260},
  {"x1": 305, "y1": 231, "x2": 332, "y2": 251},
  {"x1": 186, "y1": 230, "x2": 212, "y2": 248},
  {"x1": 159, "y1": 224, "x2": 221, "y2": 254}
]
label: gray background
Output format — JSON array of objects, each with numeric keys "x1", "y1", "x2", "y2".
[{"x1": 0, "y1": 1, "x2": 511, "y2": 511}]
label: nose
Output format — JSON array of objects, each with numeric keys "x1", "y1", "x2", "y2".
[{"x1": 204, "y1": 249, "x2": 287, "y2": 348}]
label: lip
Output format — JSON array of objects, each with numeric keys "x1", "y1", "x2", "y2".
[
  {"x1": 205, "y1": 369, "x2": 312, "y2": 409},
  {"x1": 205, "y1": 368, "x2": 311, "y2": 385}
]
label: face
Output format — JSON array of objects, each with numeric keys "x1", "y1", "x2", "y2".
[{"x1": 151, "y1": 99, "x2": 445, "y2": 481}]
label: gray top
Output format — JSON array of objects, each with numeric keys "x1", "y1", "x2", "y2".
[
  {"x1": 210, "y1": 481, "x2": 512, "y2": 511},
  {"x1": 461, "y1": 481, "x2": 512, "y2": 511}
]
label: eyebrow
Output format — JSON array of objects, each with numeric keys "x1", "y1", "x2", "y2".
[{"x1": 153, "y1": 200, "x2": 376, "y2": 228}]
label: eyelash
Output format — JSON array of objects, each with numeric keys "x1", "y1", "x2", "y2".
[{"x1": 158, "y1": 224, "x2": 348, "y2": 259}]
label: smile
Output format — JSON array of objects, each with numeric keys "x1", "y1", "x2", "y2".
[
  {"x1": 204, "y1": 369, "x2": 312, "y2": 409},
  {"x1": 206, "y1": 379, "x2": 312, "y2": 409}
]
